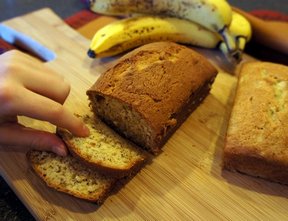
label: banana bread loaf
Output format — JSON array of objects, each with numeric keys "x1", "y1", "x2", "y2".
[
  {"x1": 87, "y1": 42, "x2": 218, "y2": 154},
  {"x1": 224, "y1": 62, "x2": 288, "y2": 185},
  {"x1": 27, "y1": 150, "x2": 117, "y2": 204},
  {"x1": 57, "y1": 114, "x2": 148, "y2": 178}
]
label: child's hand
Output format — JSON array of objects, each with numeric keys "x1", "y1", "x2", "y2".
[{"x1": 0, "y1": 50, "x2": 89, "y2": 156}]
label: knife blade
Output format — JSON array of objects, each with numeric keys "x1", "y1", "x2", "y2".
[{"x1": 0, "y1": 24, "x2": 56, "y2": 61}]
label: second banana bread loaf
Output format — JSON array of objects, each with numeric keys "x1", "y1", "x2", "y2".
[
  {"x1": 87, "y1": 42, "x2": 218, "y2": 154},
  {"x1": 224, "y1": 62, "x2": 288, "y2": 185}
]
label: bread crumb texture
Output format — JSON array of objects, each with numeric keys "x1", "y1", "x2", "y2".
[
  {"x1": 58, "y1": 114, "x2": 146, "y2": 172},
  {"x1": 28, "y1": 150, "x2": 115, "y2": 203}
]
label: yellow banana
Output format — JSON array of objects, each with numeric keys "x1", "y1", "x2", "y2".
[
  {"x1": 219, "y1": 11, "x2": 252, "y2": 60},
  {"x1": 88, "y1": 15, "x2": 221, "y2": 58},
  {"x1": 88, "y1": 0, "x2": 237, "y2": 57}
]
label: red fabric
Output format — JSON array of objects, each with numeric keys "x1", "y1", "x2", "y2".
[
  {"x1": 64, "y1": 10, "x2": 101, "y2": 29},
  {"x1": 0, "y1": 39, "x2": 17, "y2": 54},
  {"x1": 250, "y1": 10, "x2": 288, "y2": 22}
]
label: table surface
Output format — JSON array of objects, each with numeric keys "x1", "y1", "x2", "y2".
[{"x1": 0, "y1": 1, "x2": 287, "y2": 221}]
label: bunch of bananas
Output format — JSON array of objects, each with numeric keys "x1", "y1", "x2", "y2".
[{"x1": 87, "y1": 0, "x2": 252, "y2": 62}]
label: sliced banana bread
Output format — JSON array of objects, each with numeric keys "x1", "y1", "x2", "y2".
[
  {"x1": 27, "y1": 150, "x2": 116, "y2": 204},
  {"x1": 87, "y1": 41, "x2": 218, "y2": 154},
  {"x1": 57, "y1": 114, "x2": 148, "y2": 178}
]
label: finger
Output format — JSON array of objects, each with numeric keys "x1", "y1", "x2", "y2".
[
  {"x1": 0, "y1": 123, "x2": 68, "y2": 156},
  {"x1": 19, "y1": 65, "x2": 70, "y2": 105},
  {"x1": 2, "y1": 50, "x2": 70, "y2": 104},
  {"x1": 4, "y1": 88, "x2": 89, "y2": 137}
]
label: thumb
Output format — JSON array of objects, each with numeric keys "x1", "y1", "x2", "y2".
[{"x1": 0, "y1": 123, "x2": 68, "y2": 156}]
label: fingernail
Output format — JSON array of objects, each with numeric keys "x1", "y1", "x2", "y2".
[
  {"x1": 55, "y1": 145, "x2": 67, "y2": 157},
  {"x1": 82, "y1": 124, "x2": 90, "y2": 136}
]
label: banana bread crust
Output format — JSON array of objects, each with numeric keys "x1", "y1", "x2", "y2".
[
  {"x1": 87, "y1": 42, "x2": 218, "y2": 154},
  {"x1": 224, "y1": 61, "x2": 288, "y2": 184}
]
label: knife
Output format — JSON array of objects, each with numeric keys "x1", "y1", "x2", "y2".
[{"x1": 0, "y1": 24, "x2": 56, "y2": 61}]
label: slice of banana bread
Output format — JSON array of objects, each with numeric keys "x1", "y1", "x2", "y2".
[
  {"x1": 57, "y1": 114, "x2": 148, "y2": 178},
  {"x1": 87, "y1": 41, "x2": 218, "y2": 154},
  {"x1": 224, "y1": 62, "x2": 288, "y2": 185},
  {"x1": 27, "y1": 150, "x2": 116, "y2": 204}
]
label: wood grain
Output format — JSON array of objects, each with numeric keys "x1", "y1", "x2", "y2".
[{"x1": 1, "y1": 8, "x2": 288, "y2": 221}]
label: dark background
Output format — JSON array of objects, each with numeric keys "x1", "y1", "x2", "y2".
[{"x1": 0, "y1": 0, "x2": 287, "y2": 22}]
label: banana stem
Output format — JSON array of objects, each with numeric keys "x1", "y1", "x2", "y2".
[
  {"x1": 219, "y1": 27, "x2": 237, "y2": 53},
  {"x1": 219, "y1": 42, "x2": 242, "y2": 62},
  {"x1": 219, "y1": 27, "x2": 243, "y2": 61}
]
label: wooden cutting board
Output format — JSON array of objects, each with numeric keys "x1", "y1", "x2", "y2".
[{"x1": 1, "y1": 8, "x2": 288, "y2": 221}]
